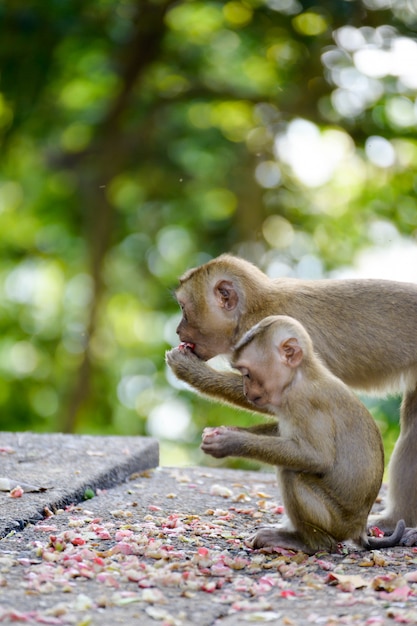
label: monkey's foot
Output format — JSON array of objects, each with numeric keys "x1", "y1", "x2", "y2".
[
  {"x1": 246, "y1": 527, "x2": 314, "y2": 554},
  {"x1": 400, "y1": 527, "x2": 417, "y2": 546}
]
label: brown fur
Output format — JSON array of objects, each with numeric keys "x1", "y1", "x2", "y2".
[
  {"x1": 200, "y1": 316, "x2": 404, "y2": 554},
  {"x1": 166, "y1": 254, "x2": 417, "y2": 533}
]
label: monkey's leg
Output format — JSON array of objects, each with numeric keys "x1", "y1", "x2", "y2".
[
  {"x1": 375, "y1": 385, "x2": 417, "y2": 532},
  {"x1": 247, "y1": 473, "x2": 339, "y2": 554}
]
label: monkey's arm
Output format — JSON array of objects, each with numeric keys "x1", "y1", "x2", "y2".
[
  {"x1": 166, "y1": 348, "x2": 273, "y2": 416},
  {"x1": 240, "y1": 422, "x2": 279, "y2": 436},
  {"x1": 201, "y1": 426, "x2": 332, "y2": 473}
]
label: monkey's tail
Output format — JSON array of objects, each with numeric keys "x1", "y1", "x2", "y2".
[{"x1": 362, "y1": 519, "x2": 405, "y2": 550}]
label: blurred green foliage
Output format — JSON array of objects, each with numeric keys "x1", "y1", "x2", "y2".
[{"x1": 0, "y1": 0, "x2": 416, "y2": 466}]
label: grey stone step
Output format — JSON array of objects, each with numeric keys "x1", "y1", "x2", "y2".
[{"x1": 0, "y1": 431, "x2": 158, "y2": 538}]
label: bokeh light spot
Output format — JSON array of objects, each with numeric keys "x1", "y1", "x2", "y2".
[
  {"x1": 202, "y1": 188, "x2": 237, "y2": 220},
  {"x1": 262, "y1": 215, "x2": 294, "y2": 248},
  {"x1": 223, "y1": 2, "x2": 253, "y2": 27},
  {"x1": 292, "y1": 12, "x2": 328, "y2": 36},
  {"x1": 255, "y1": 161, "x2": 282, "y2": 188},
  {"x1": 365, "y1": 136, "x2": 396, "y2": 168}
]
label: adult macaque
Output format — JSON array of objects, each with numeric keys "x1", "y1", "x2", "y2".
[
  {"x1": 165, "y1": 254, "x2": 417, "y2": 538},
  {"x1": 201, "y1": 315, "x2": 405, "y2": 554}
]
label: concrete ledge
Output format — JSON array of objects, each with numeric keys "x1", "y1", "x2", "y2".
[{"x1": 0, "y1": 432, "x2": 159, "y2": 538}]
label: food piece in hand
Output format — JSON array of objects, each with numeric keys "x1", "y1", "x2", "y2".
[
  {"x1": 202, "y1": 426, "x2": 223, "y2": 439},
  {"x1": 179, "y1": 342, "x2": 196, "y2": 351}
]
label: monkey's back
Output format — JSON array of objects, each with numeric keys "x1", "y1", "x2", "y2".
[
  {"x1": 269, "y1": 277, "x2": 417, "y2": 392},
  {"x1": 279, "y1": 376, "x2": 384, "y2": 543}
]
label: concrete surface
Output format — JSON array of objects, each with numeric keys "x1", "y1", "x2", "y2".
[
  {"x1": 0, "y1": 431, "x2": 159, "y2": 538},
  {"x1": 1, "y1": 432, "x2": 417, "y2": 626}
]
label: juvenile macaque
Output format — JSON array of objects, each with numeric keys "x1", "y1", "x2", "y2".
[
  {"x1": 165, "y1": 254, "x2": 417, "y2": 538},
  {"x1": 201, "y1": 315, "x2": 405, "y2": 554}
]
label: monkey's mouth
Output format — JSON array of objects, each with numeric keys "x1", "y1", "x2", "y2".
[
  {"x1": 179, "y1": 342, "x2": 196, "y2": 352},
  {"x1": 178, "y1": 341, "x2": 208, "y2": 360}
]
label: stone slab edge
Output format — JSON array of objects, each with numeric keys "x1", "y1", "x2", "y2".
[{"x1": 0, "y1": 432, "x2": 159, "y2": 539}]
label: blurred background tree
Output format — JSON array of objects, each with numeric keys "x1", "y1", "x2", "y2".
[{"x1": 0, "y1": 0, "x2": 416, "y2": 468}]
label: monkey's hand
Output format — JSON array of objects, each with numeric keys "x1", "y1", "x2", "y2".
[
  {"x1": 201, "y1": 426, "x2": 242, "y2": 458},
  {"x1": 166, "y1": 348, "x2": 273, "y2": 415},
  {"x1": 166, "y1": 346, "x2": 202, "y2": 373},
  {"x1": 166, "y1": 346, "x2": 208, "y2": 388}
]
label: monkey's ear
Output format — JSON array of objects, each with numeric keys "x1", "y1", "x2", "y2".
[
  {"x1": 214, "y1": 280, "x2": 239, "y2": 311},
  {"x1": 279, "y1": 338, "x2": 303, "y2": 368}
]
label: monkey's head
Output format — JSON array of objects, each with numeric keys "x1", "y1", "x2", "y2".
[
  {"x1": 231, "y1": 315, "x2": 310, "y2": 408},
  {"x1": 174, "y1": 255, "x2": 269, "y2": 361}
]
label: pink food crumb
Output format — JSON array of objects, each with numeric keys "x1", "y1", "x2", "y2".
[
  {"x1": 9, "y1": 485, "x2": 24, "y2": 498},
  {"x1": 179, "y1": 342, "x2": 195, "y2": 351}
]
